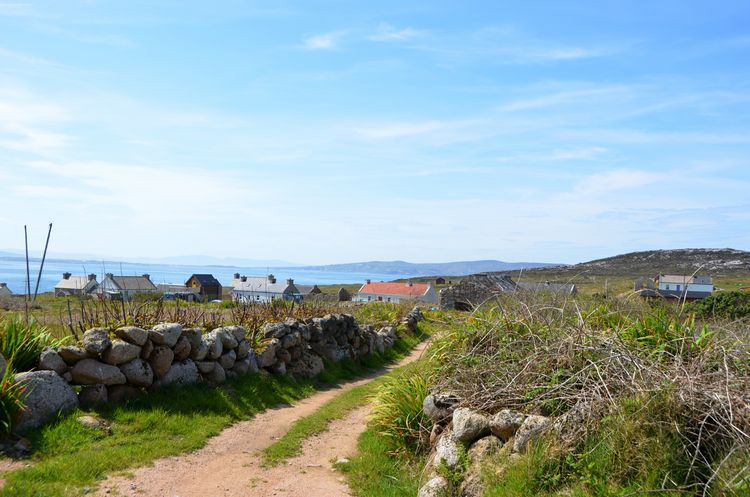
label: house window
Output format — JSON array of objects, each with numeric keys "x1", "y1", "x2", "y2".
[
  {"x1": 367, "y1": 296, "x2": 371, "y2": 302},
  {"x1": 676, "y1": 285, "x2": 681, "y2": 291},
  {"x1": 387, "y1": 297, "x2": 391, "y2": 302},
  {"x1": 378, "y1": 296, "x2": 383, "y2": 301}
]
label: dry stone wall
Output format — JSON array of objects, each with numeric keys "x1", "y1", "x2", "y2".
[{"x1": 12, "y1": 310, "x2": 423, "y2": 434}]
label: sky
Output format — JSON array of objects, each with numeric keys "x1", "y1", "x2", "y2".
[{"x1": 1, "y1": 0, "x2": 749, "y2": 265}]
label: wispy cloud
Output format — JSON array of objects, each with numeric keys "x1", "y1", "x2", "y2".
[
  {"x1": 302, "y1": 31, "x2": 346, "y2": 50},
  {"x1": 369, "y1": 23, "x2": 423, "y2": 42},
  {"x1": 0, "y1": 2, "x2": 32, "y2": 16},
  {"x1": 354, "y1": 120, "x2": 456, "y2": 139}
]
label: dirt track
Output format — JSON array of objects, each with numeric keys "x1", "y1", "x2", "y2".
[{"x1": 97, "y1": 341, "x2": 428, "y2": 497}]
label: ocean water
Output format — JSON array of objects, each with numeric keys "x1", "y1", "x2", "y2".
[{"x1": 0, "y1": 257, "x2": 416, "y2": 295}]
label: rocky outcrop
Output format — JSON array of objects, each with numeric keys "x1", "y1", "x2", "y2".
[{"x1": 13, "y1": 370, "x2": 78, "y2": 433}]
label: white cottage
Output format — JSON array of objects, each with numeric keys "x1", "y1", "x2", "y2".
[
  {"x1": 54, "y1": 273, "x2": 99, "y2": 297},
  {"x1": 231, "y1": 274, "x2": 303, "y2": 303},
  {"x1": 98, "y1": 273, "x2": 158, "y2": 301},
  {"x1": 354, "y1": 281, "x2": 437, "y2": 304}
]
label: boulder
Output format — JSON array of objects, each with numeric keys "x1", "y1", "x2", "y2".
[
  {"x1": 225, "y1": 325, "x2": 246, "y2": 343},
  {"x1": 195, "y1": 360, "x2": 216, "y2": 374},
  {"x1": 102, "y1": 339, "x2": 141, "y2": 365},
  {"x1": 281, "y1": 332, "x2": 300, "y2": 349},
  {"x1": 236, "y1": 340, "x2": 251, "y2": 360},
  {"x1": 119, "y1": 358, "x2": 154, "y2": 388},
  {"x1": 263, "y1": 322, "x2": 290, "y2": 339},
  {"x1": 39, "y1": 347, "x2": 67, "y2": 375},
  {"x1": 423, "y1": 393, "x2": 461, "y2": 423},
  {"x1": 107, "y1": 384, "x2": 143, "y2": 404},
  {"x1": 183, "y1": 328, "x2": 203, "y2": 350},
  {"x1": 154, "y1": 360, "x2": 199, "y2": 387},
  {"x1": 452, "y1": 408, "x2": 491, "y2": 445},
  {"x1": 513, "y1": 415, "x2": 550, "y2": 453},
  {"x1": 418, "y1": 476, "x2": 449, "y2": 497},
  {"x1": 148, "y1": 346, "x2": 174, "y2": 378},
  {"x1": 190, "y1": 340, "x2": 209, "y2": 361},
  {"x1": 140, "y1": 339, "x2": 154, "y2": 360},
  {"x1": 76, "y1": 415, "x2": 111, "y2": 434},
  {"x1": 71, "y1": 358, "x2": 126, "y2": 385},
  {"x1": 14, "y1": 371, "x2": 78, "y2": 433},
  {"x1": 288, "y1": 352, "x2": 324, "y2": 378},
  {"x1": 276, "y1": 347, "x2": 292, "y2": 364},
  {"x1": 490, "y1": 409, "x2": 525, "y2": 442},
  {"x1": 259, "y1": 339, "x2": 279, "y2": 368},
  {"x1": 204, "y1": 363, "x2": 226, "y2": 384},
  {"x1": 434, "y1": 430, "x2": 461, "y2": 470},
  {"x1": 204, "y1": 332, "x2": 223, "y2": 360},
  {"x1": 148, "y1": 323, "x2": 183, "y2": 348},
  {"x1": 218, "y1": 350, "x2": 236, "y2": 370},
  {"x1": 173, "y1": 336, "x2": 192, "y2": 361},
  {"x1": 209, "y1": 327, "x2": 238, "y2": 349},
  {"x1": 78, "y1": 384, "x2": 108, "y2": 409},
  {"x1": 82, "y1": 328, "x2": 111, "y2": 355},
  {"x1": 114, "y1": 326, "x2": 148, "y2": 346}
]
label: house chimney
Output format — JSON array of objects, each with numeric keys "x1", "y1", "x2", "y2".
[
  {"x1": 287, "y1": 278, "x2": 294, "y2": 286},
  {"x1": 88, "y1": 274, "x2": 96, "y2": 281},
  {"x1": 241, "y1": 276, "x2": 247, "y2": 282},
  {"x1": 105, "y1": 272, "x2": 114, "y2": 278},
  {"x1": 366, "y1": 279, "x2": 371, "y2": 284},
  {"x1": 233, "y1": 272, "x2": 240, "y2": 279},
  {"x1": 407, "y1": 281, "x2": 413, "y2": 287},
  {"x1": 0, "y1": 283, "x2": 6, "y2": 288},
  {"x1": 142, "y1": 274, "x2": 150, "y2": 280},
  {"x1": 63, "y1": 272, "x2": 71, "y2": 280},
  {"x1": 268, "y1": 274, "x2": 276, "y2": 284}
]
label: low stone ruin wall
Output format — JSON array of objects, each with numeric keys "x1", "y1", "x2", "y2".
[
  {"x1": 12, "y1": 308, "x2": 424, "y2": 433},
  {"x1": 417, "y1": 392, "x2": 577, "y2": 497}
]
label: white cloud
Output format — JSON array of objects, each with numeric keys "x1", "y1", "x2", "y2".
[
  {"x1": 354, "y1": 120, "x2": 449, "y2": 139},
  {"x1": 302, "y1": 32, "x2": 345, "y2": 50},
  {"x1": 369, "y1": 23, "x2": 423, "y2": 42},
  {"x1": 573, "y1": 169, "x2": 663, "y2": 195}
]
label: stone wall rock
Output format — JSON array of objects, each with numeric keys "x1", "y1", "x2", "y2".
[
  {"x1": 39, "y1": 347, "x2": 67, "y2": 375},
  {"x1": 149, "y1": 323, "x2": 183, "y2": 347},
  {"x1": 114, "y1": 326, "x2": 148, "y2": 346},
  {"x1": 148, "y1": 346, "x2": 174, "y2": 378},
  {"x1": 102, "y1": 339, "x2": 141, "y2": 365},
  {"x1": 14, "y1": 370, "x2": 78, "y2": 433},
  {"x1": 119, "y1": 358, "x2": 154, "y2": 388},
  {"x1": 71, "y1": 358, "x2": 126, "y2": 385},
  {"x1": 83, "y1": 328, "x2": 111, "y2": 355}
]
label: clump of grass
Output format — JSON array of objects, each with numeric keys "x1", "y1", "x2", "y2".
[
  {"x1": 369, "y1": 365, "x2": 431, "y2": 455},
  {"x1": 0, "y1": 362, "x2": 26, "y2": 435},
  {"x1": 0, "y1": 314, "x2": 67, "y2": 372}
]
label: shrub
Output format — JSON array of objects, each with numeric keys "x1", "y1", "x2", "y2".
[
  {"x1": 0, "y1": 361, "x2": 25, "y2": 435},
  {"x1": 692, "y1": 291, "x2": 750, "y2": 320},
  {"x1": 0, "y1": 314, "x2": 67, "y2": 372}
]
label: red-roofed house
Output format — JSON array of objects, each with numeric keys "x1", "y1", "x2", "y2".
[{"x1": 354, "y1": 280, "x2": 437, "y2": 304}]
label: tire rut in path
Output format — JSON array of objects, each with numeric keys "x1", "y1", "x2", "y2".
[{"x1": 97, "y1": 340, "x2": 429, "y2": 497}]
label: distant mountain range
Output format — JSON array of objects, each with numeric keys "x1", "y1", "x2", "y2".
[{"x1": 291, "y1": 260, "x2": 556, "y2": 276}]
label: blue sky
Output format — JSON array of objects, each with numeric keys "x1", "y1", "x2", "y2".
[{"x1": 1, "y1": 1, "x2": 749, "y2": 265}]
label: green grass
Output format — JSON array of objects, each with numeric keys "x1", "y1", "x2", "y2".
[
  {"x1": 261, "y1": 326, "x2": 428, "y2": 465},
  {"x1": 0, "y1": 325, "x2": 427, "y2": 497}
]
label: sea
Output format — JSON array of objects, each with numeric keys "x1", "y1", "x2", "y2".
[{"x1": 0, "y1": 256, "x2": 416, "y2": 295}]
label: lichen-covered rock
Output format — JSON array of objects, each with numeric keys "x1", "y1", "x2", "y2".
[
  {"x1": 434, "y1": 429, "x2": 461, "y2": 470},
  {"x1": 78, "y1": 384, "x2": 108, "y2": 409},
  {"x1": 225, "y1": 325, "x2": 246, "y2": 343},
  {"x1": 148, "y1": 323, "x2": 183, "y2": 347},
  {"x1": 71, "y1": 358, "x2": 126, "y2": 385},
  {"x1": 452, "y1": 408, "x2": 491, "y2": 445},
  {"x1": 173, "y1": 336, "x2": 191, "y2": 361},
  {"x1": 119, "y1": 358, "x2": 154, "y2": 388},
  {"x1": 231, "y1": 356, "x2": 253, "y2": 375},
  {"x1": 39, "y1": 347, "x2": 67, "y2": 375},
  {"x1": 490, "y1": 409, "x2": 525, "y2": 442},
  {"x1": 269, "y1": 361, "x2": 286, "y2": 375},
  {"x1": 417, "y1": 476, "x2": 449, "y2": 497},
  {"x1": 182, "y1": 328, "x2": 203, "y2": 350},
  {"x1": 148, "y1": 346, "x2": 174, "y2": 378},
  {"x1": 259, "y1": 339, "x2": 279, "y2": 368},
  {"x1": 288, "y1": 352, "x2": 324, "y2": 378},
  {"x1": 195, "y1": 360, "x2": 216, "y2": 374},
  {"x1": 209, "y1": 327, "x2": 238, "y2": 349},
  {"x1": 204, "y1": 363, "x2": 226, "y2": 384},
  {"x1": 190, "y1": 339, "x2": 209, "y2": 361},
  {"x1": 423, "y1": 393, "x2": 461, "y2": 423},
  {"x1": 107, "y1": 384, "x2": 143, "y2": 404},
  {"x1": 114, "y1": 326, "x2": 148, "y2": 346},
  {"x1": 204, "y1": 332, "x2": 223, "y2": 360},
  {"x1": 276, "y1": 347, "x2": 292, "y2": 364},
  {"x1": 83, "y1": 328, "x2": 111, "y2": 355},
  {"x1": 263, "y1": 322, "x2": 290, "y2": 339},
  {"x1": 513, "y1": 415, "x2": 550, "y2": 453},
  {"x1": 14, "y1": 370, "x2": 78, "y2": 433},
  {"x1": 102, "y1": 339, "x2": 141, "y2": 365},
  {"x1": 218, "y1": 349, "x2": 236, "y2": 370},
  {"x1": 154, "y1": 360, "x2": 199, "y2": 387},
  {"x1": 468, "y1": 435, "x2": 503, "y2": 463},
  {"x1": 236, "y1": 339, "x2": 250, "y2": 360}
]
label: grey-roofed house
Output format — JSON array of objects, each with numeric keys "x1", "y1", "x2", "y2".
[
  {"x1": 231, "y1": 274, "x2": 303, "y2": 303},
  {"x1": 157, "y1": 284, "x2": 200, "y2": 302},
  {"x1": 0, "y1": 283, "x2": 12, "y2": 298},
  {"x1": 296, "y1": 284, "x2": 322, "y2": 299},
  {"x1": 54, "y1": 273, "x2": 99, "y2": 297},
  {"x1": 99, "y1": 273, "x2": 158, "y2": 301},
  {"x1": 637, "y1": 274, "x2": 713, "y2": 301}
]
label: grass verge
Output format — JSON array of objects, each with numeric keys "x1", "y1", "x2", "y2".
[
  {"x1": 0, "y1": 325, "x2": 426, "y2": 497},
  {"x1": 261, "y1": 326, "x2": 428, "y2": 465}
]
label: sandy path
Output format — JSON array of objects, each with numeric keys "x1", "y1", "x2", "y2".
[{"x1": 98, "y1": 340, "x2": 428, "y2": 497}]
